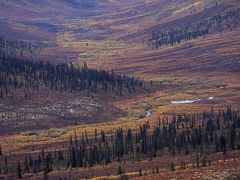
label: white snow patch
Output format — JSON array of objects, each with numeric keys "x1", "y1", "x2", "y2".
[
  {"x1": 146, "y1": 109, "x2": 152, "y2": 117},
  {"x1": 171, "y1": 99, "x2": 202, "y2": 104}
]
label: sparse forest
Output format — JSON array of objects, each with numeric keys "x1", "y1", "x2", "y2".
[
  {"x1": 1, "y1": 107, "x2": 239, "y2": 179},
  {"x1": 151, "y1": 9, "x2": 240, "y2": 49},
  {"x1": 0, "y1": 37, "x2": 45, "y2": 59},
  {"x1": 0, "y1": 49, "x2": 144, "y2": 99}
]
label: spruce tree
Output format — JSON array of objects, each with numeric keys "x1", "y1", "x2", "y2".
[
  {"x1": 139, "y1": 168, "x2": 142, "y2": 176},
  {"x1": 0, "y1": 145, "x2": 2, "y2": 156},
  {"x1": 118, "y1": 165, "x2": 123, "y2": 175},
  {"x1": 17, "y1": 162, "x2": 22, "y2": 179},
  {"x1": 170, "y1": 162, "x2": 175, "y2": 171}
]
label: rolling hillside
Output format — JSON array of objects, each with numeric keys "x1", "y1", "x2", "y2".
[{"x1": 1, "y1": 0, "x2": 238, "y2": 42}]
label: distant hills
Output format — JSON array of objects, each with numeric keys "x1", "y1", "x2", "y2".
[{"x1": 1, "y1": 0, "x2": 238, "y2": 42}]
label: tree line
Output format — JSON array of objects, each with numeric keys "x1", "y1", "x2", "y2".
[
  {"x1": 0, "y1": 37, "x2": 44, "y2": 59},
  {"x1": 151, "y1": 8, "x2": 240, "y2": 49},
  {"x1": 0, "y1": 50, "x2": 144, "y2": 99},
  {"x1": 1, "y1": 107, "x2": 240, "y2": 179}
]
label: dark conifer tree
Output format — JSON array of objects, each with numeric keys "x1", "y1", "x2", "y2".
[
  {"x1": 17, "y1": 162, "x2": 22, "y2": 179},
  {"x1": 230, "y1": 124, "x2": 236, "y2": 150},
  {"x1": 170, "y1": 162, "x2": 175, "y2": 171},
  {"x1": 0, "y1": 146, "x2": 2, "y2": 156},
  {"x1": 118, "y1": 165, "x2": 123, "y2": 175}
]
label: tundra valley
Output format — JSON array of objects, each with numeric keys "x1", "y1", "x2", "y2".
[{"x1": 0, "y1": 0, "x2": 240, "y2": 179}]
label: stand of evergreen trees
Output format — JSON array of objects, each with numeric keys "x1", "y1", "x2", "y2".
[
  {"x1": 0, "y1": 50, "x2": 144, "y2": 99},
  {"x1": 151, "y1": 9, "x2": 240, "y2": 49},
  {"x1": 0, "y1": 37, "x2": 44, "y2": 59},
  {"x1": 1, "y1": 107, "x2": 240, "y2": 178}
]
